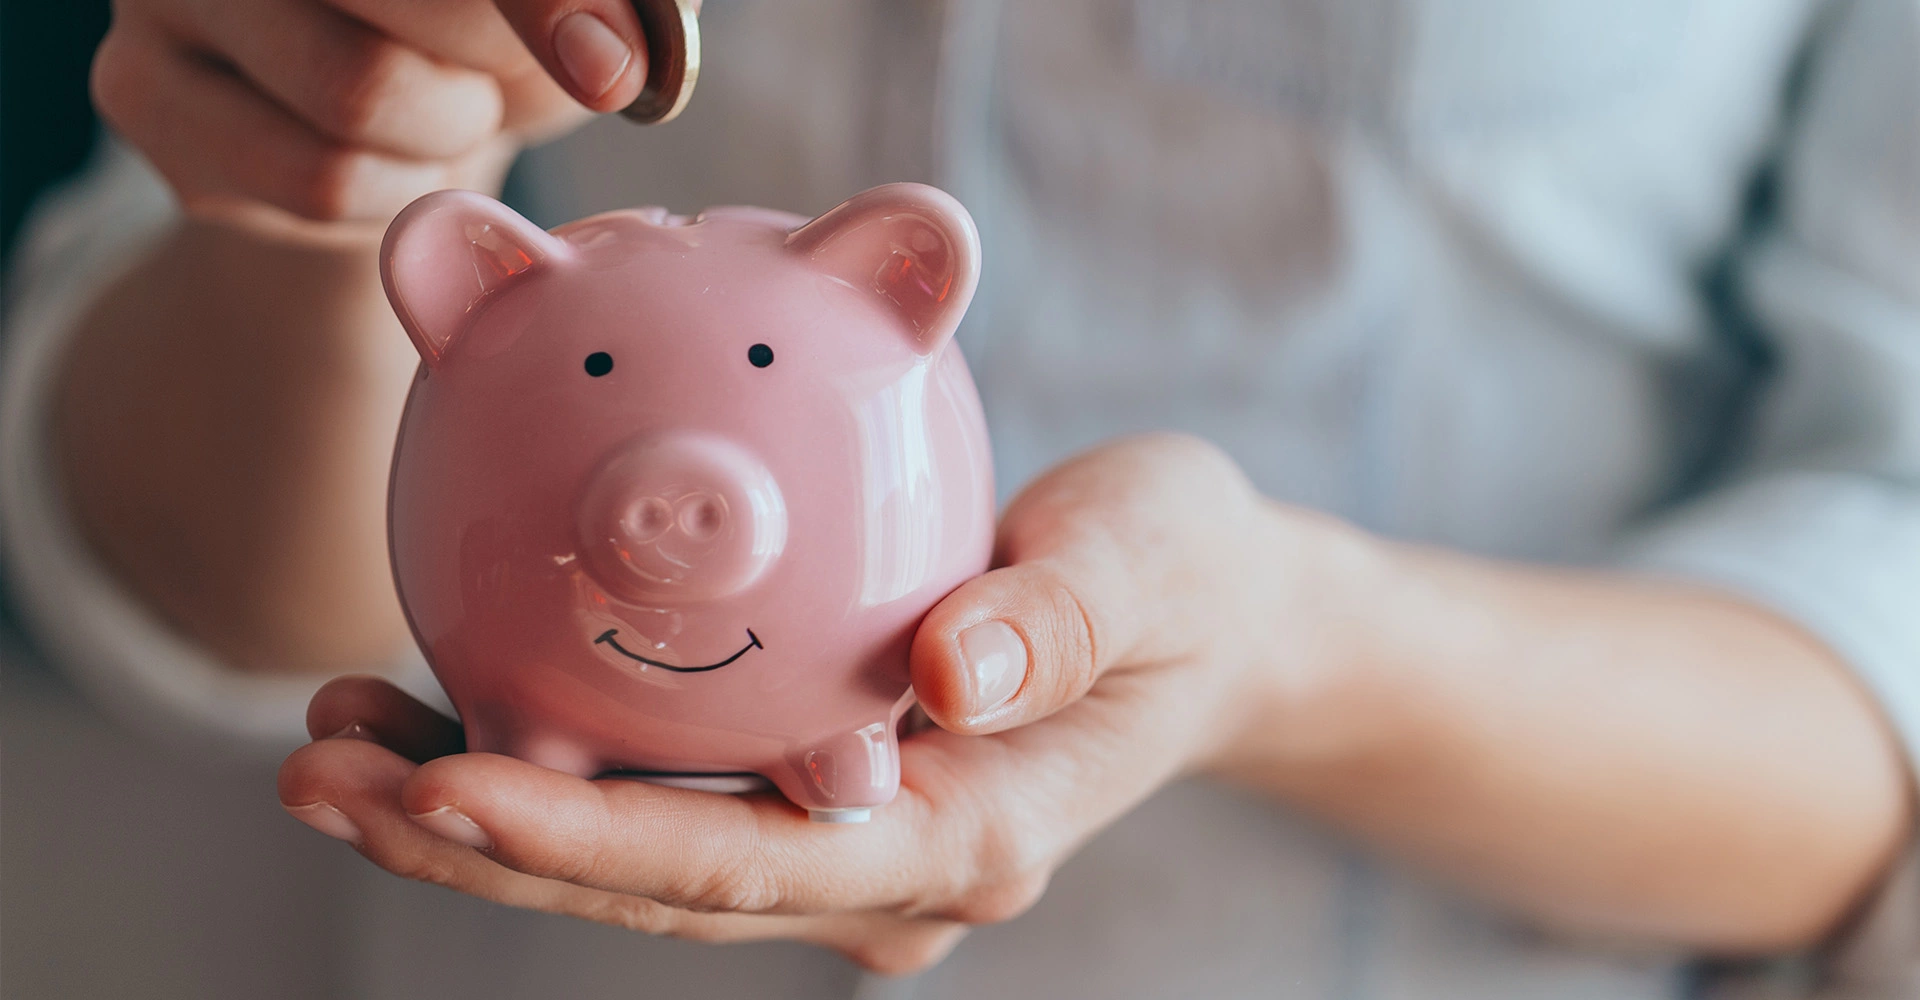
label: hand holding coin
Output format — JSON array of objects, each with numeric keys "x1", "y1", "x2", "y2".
[
  {"x1": 92, "y1": 0, "x2": 703, "y2": 224},
  {"x1": 622, "y1": 0, "x2": 701, "y2": 124}
]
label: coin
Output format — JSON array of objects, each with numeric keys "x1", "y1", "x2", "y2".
[{"x1": 621, "y1": 0, "x2": 701, "y2": 124}]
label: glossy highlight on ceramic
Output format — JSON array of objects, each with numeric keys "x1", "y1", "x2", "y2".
[{"x1": 382, "y1": 183, "x2": 995, "y2": 822}]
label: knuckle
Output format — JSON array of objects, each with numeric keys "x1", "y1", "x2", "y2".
[
  {"x1": 1136, "y1": 432, "x2": 1254, "y2": 505},
  {"x1": 583, "y1": 894, "x2": 680, "y2": 936},
  {"x1": 847, "y1": 925, "x2": 968, "y2": 976},
  {"x1": 383, "y1": 849, "x2": 464, "y2": 890},
  {"x1": 680, "y1": 851, "x2": 776, "y2": 913},
  {"x1": 1135, "y1": 431, "x2": 1236, "y2": 476},
  {"x1": 659, "y1": 915, "x2": 738, "y2": 944},
  {"x1": 537, "y1": 837, "x2": 604, "y2": 888},
  {"x1": 1054, "y1": 583, "x2": 1100, "y2": 697},
  {"x1": 313, "y1": 39, "x2": 408, "y2": 140},
  {"x1": 476, "y1": 811, "x2": 602, "y2": 888},
  {"x1": 541, "y1": 808, "x2": 623, "y2": 888},
  {"x1": 871, "y1": 925, "x2": 967, "y2": 971},
  {"x1": 89, "y1": 31, "x2": 148, "y2": 128},
  {"x1": 291, "y1": 147, "x2": 372, "y2": 221},
  {"x1": 965, "y1": 817, "x2": 1051, "y2": 892},
  {"x1": 862, "y1": 945, "x2": 939, "y2": 977},
  {"x1": 1024, "y1": 562, "x2": 1100, "y2": 699},
  {"x1": 944, "y1": 872, "x2": 1050, "y2": 926}
]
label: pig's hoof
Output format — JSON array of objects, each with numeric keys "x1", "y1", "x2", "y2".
[
  {"x1": 792, "y1": 723, "x2": 898, "y2": 812},
  {"x1": 808, "y1": 808, "x2": 872, "y2": 824}
]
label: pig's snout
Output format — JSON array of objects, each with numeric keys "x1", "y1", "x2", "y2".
[{"x1": 576, "y1": 434, "x2": 787, "y2": 603}]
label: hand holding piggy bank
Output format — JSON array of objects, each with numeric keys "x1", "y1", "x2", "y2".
[{"x1": 382, "y1": 183, "x2": 995, "y2": 822}]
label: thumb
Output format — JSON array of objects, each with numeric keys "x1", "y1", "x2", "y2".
[
  {"x1": 490, "y1": 0, "x2": 657, "y2": 111},
  {"x1": 910, "y1": 542, "x2": 1142, "y2": 736},
  {"x1": 908, "y1": 434, "x2": 1260, "y2": 735}
]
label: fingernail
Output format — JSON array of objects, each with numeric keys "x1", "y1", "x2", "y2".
[
  {"x1": 409, "y1": 806, "x2": 492, "y2": 850},
  {"x1": 958, "y1": 620, "x2": 1027, "y2": 719},
  {"x1": 286, "y1": 802, "x2": 362, "y2": 844},
  {"x1": 552, "y1": 11, "x2": 633, "y2": 100},
  {"x1": 327, "y1": 722, "x2": 378, "y2": 743}
]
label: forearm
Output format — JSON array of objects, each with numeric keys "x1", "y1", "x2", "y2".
[
  {"x1": 51, "y1": 212, "x2": 418, "y2": 675},
  {"x1": 1222, "y1": 512, "x2": 1913, "y2": 953}
]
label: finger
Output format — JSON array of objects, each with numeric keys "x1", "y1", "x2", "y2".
[
  {"x1": 489, "y1": 0, "x2": 650, "y2": 111},
  {"x1": 309, "y1": 0, "x2": 592, "y2": 137},
  {"x1": 306, "y1": 674, "x2": 466, "y2": 763},
  {"x1": 910, "y1": 558, "x2": 1117, "y2": 735},
  {"x1": 92, "y1": 23, "x2": 451, "y2": 221},
  {"x1": 396, "y1": 751, "x2": 952, "y2": 915},
  {"x1": 911, "y1": 434, "x2": 1255, "y2": 734},
  {"x1": 172, "y1": 0, "x2": 504, "y2": 159},
  {"x1": 278, "y1": 737, "x2": 895, "y2": 947},
  {"x1": 392, "y1": 687, "x2": 1201, "y2": 935},
  {"x1": 328, "y1": 0, "x2": 543, "y2": 76}
]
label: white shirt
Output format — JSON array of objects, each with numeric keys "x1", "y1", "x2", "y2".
[{"x1": 5, "y1": 2, "x2": 1919, "y2": 997}]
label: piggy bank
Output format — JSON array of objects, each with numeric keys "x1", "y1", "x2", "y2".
[{"x1": 381, "y1": 183, "x2": 994, "y2": 822}]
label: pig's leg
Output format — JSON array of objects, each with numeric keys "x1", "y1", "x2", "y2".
[
  {"x1": 461, "y1": 713, "x2": 601, "y2": 779},
  {"x1": 513, "y1": 735, "x2": 603, "y2": 778},
  {"x1": 770, "y1": 721, "x2": 901, "y2": 823}
]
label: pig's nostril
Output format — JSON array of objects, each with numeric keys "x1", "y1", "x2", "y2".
[
  {"x1": 676, "y1": 494, "x2": 726, "y2": 541},
  {"x1": 622, "y1": 497, "x2": 675, "y2": 545}
]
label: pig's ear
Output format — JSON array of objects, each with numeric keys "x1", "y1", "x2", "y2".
[
  {"x1": 380, "y1": 190, "x2": 562, "y2": 367},
  {"x1": 786, "y1": 183, "x2": 981, "y2": 355}
]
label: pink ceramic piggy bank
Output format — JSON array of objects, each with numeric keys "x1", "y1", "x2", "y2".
[{"x1": 382, "y1": 183, "x2": 994, "y2": 822}]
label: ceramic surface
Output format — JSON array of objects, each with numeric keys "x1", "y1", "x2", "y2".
[{"x1": 382, "y1": 183, "x2": 994, "y2": 821}]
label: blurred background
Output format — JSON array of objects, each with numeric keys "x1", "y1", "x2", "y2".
[
  {"x1": 3, "y1": 6, "x2": 357, "y2": 998},
  {"x1": 2, "y1": 1, "x2": 110, "y2": 266}
]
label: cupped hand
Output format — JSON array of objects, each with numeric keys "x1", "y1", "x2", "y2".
[
  {"x1": 92, "y1": 0, "x2": 694, "y2": 222},
  {"x1": 279, "y1": 435, "x2": 1361, "y2": 973}
]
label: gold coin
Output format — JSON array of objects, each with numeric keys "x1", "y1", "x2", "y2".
[{"x1": 621, "y1": 0, "x2": 700, "y2": 124}]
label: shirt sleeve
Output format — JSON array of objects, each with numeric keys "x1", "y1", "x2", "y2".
[
  {"x1": 1614, "y1": 0, "x2": 1920, "y2": 985},
  {"x1": 0, "y1": 138, "x2": 441, "y2": 759}
]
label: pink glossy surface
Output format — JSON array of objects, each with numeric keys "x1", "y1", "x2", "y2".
[{"x1": 382, "y1": 184, "x2": 994, "y2": 819}]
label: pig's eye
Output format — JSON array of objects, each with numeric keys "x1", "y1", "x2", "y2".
[
  {"x1": 584, "y1": 352, "x2": 614, "y2": 377},
  {"x1": 747, "y1": 344, "x2": 774, "y2": 368}
]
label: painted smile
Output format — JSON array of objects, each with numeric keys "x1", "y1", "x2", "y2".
[{"x1": 593, "y1": 628, "x2": 763, "y2": 673}]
